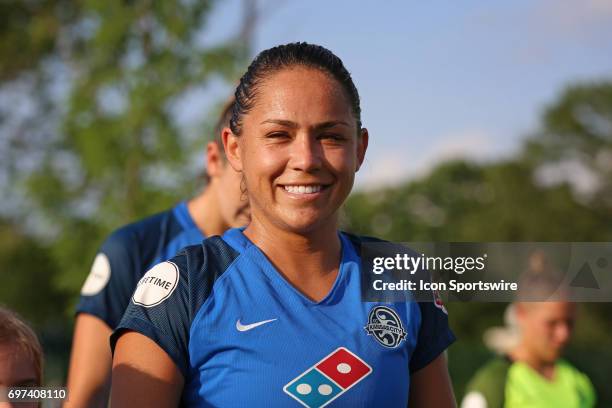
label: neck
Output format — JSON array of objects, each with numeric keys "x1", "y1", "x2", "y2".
[
  {"x1": 509, "y1": 345, "x2": 557, "y2": 380},
  {"x1": 244, "y1": 213, "x2": 342, "y2": 302},
  {"x1": 187, "y1": 184, "x2": 228, "y2": 237}
]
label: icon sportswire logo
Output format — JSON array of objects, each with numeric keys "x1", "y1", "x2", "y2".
[{"x1": 235, "y1": 318, "x2": 277, "y2": 332}]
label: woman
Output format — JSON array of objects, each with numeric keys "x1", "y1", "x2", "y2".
[{"x1": 111, "y1": 42, "x2": 456, "y2": 407}]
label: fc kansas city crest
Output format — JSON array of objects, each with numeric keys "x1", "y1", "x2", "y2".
[{"x1": 364, "y1": 306, "x2": 407, "y2": 348}]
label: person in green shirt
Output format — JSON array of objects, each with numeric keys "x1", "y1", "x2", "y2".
[{"x1": 461, "y1": 254, "x2": 596, "y2": 408}]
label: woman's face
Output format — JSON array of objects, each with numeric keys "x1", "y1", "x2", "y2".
[{"x1": 227, "y1": 67, "x2": 367, "y2": 234}]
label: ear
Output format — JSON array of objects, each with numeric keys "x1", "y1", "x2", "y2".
[
  {"x1": 205, "y1": 141, "x2": 224, "y2": 179},
  {"x1": 355, "y1": 128, "x2": 369, "y2": 172},
  {"x1": 514, "y1": 303, "x2": 527, "y2": 322},
  {"x1": 222, "y1": 127, "x2": 243, "y2": 172}
]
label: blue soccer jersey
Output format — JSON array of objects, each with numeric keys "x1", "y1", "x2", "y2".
[
  {"x1": 111, "y1": 228, "x2": 455, "y2": 407},
  {"x1": 77, "y1": 201, "x2": 205, "y2": 329}
]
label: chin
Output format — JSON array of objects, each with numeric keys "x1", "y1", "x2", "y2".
[
  {"x1": 279, "y1": 211, "x2": 336, "y2": 234},
  {"x1": 542, "y1": 350, "x2": 562, "y2": 363}
]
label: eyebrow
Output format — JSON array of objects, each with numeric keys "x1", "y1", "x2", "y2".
[{"x1": 260, "y1": 119, "x2": 350, "y2": 130}]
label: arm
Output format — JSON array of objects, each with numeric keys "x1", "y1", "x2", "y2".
[
  {"x1": 409, "y1": 353, "x2": 456, "y2": 408},
  {"x1": 111, "y1": 331, "x2": 183, "y2": 407},
  {"x1": 64, "y1": 314, "x2": 113, "y2": 408},
  {"x1": 66, "y1": 230, "x2": 140, "y2": 406}
]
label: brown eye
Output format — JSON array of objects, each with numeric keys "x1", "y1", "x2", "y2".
[
  {"x1": 266, "y1": 131, "x2": 290, "y2": 139},
  {"x1": 319, "y1": 133, "x2": 345, "y2": 141}
]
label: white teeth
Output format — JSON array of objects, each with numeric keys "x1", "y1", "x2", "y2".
[{"x1": 284, "y1": 185, "x2": 323, "y2": 194}]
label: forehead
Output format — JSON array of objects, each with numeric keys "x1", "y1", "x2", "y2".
[
  {"x1": 530, "y1": 302, "x2": 576, "y2": 318},
  {"x1": 249, "y1": 67, "x2": 354, "y2": 124},
  {"x1": 0, "y1": 343, "x2": 37, "y2": 386}
]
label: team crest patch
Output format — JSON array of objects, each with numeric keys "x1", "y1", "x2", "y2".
[
  {"x1": 364, "y1": 306, "x2": 407, "y2": 348},
  {"x1": 283, "y1": 347, "x2": 372, "y2": 408}
]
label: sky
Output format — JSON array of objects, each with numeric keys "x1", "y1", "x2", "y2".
[{"x1": 184, "y1": 0, "x2": 612, "y2": 190}]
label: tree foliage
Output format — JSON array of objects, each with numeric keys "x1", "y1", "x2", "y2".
[
  {"x1": 524, "y1": 82, "x2": 612, "y2": 208},
  {"x1": 0, "y1": 1, "x2": 253, "y2": 300}
]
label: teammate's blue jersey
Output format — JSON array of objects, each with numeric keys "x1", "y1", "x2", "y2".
[
  {"x1": 76, "y1": 201, "x2": 205, "y2": 329},
  {"x1": 111, "y1": 228, "x2": 455, "y2": 407}
]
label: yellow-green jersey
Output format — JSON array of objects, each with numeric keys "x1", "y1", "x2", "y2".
[{"x1": 461, "y1": 356, "x2": 596, "y2": 408}]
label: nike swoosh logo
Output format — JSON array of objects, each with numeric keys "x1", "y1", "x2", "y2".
[{"x1": 236, "y1": 318, "x2": 277, "y2": 332}]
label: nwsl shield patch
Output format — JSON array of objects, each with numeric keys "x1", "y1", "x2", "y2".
[{"x1": 364, "y1": 306, "x2": 407, "y2": 348}]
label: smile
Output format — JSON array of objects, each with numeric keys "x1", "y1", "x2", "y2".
[{"x1": 283, "y1": 185, "x2": 326, "y2": 194}]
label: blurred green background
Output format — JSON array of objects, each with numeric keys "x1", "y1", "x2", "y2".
[{"x1": 0, "y1": 0, "x2": 610, "y2": 406}]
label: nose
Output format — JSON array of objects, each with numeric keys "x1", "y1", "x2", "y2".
[{"x1": 289, "y1": 132, "x2": 323, "y2": 172}]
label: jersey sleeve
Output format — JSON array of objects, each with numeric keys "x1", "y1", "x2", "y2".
[
  {"x1": 110, "y1": 237, "x2": 239, "y2": 380},
  {"x1": 110, "y1": 252, "x2": 192, "y2": 378},
  {"x1": 408, "y1": 300, "x2": 456, "y2": 373},
  {"x1": 75, "y1": 229, "x2": 140, "y2": 329}
]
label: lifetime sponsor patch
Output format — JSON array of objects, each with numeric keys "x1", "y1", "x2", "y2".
[
  {"x1": 283, "y1": 347, "x2": 372, "y2": 408},
  {"x1": 81, "y1": 253, "x2": 111, "y2": 296},
  {"x1": 132, "y1": 261, "x2": 179, "y2": 307}
]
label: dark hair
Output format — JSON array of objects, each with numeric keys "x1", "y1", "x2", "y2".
[
  {"x1": 213, "y1": 98, "x2": 235, "y2": 147},
  {"x1": 230, "y1": 42, "x2": 362, "y2": 135},
  {"x1": 202, "y1": 98, "x2": 234, "y2": 184},
  {"x1": 0, "y1": 306, "x2": 44, "y2": 386}
]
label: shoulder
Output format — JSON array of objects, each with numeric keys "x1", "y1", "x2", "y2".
[
  {"x1": 133, "y1": 236, "x2": 241, "y2": 312},
  {"x1": 556, "y1": 359, "x2": 597, "y2": 398},
  {"x1": 471, "y1": 356, "x2": 513, "y2": 382},
  {"x1": 98, "y1": 206, "x2": 185, "y2": 266},
  {"x1": 463, "y1": 356, "x2": 513, "y2": 408},
  {"x1": 105, "y1": 208, "x2": 176, "y2": 246},
  {"x1": 111, "y1": 235, "x2": 242, "y2": 377},
  {"x1": 80, "y1": 209, "x2": 175, "y2": 297},
  {"x1": 78, "y1": 205, "x2": 191, "y2": 326},
  {"x1": 174, "y1": 236, "x2": 241, "y2": 285}
]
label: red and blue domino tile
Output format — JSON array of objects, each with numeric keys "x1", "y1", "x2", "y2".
[{"x1": 283, "y1": 347, "x2": 372, "y2": 407}]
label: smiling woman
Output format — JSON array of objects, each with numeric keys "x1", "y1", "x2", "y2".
[{"x1": 110, "y1": 42, "x2": 456, "y2": 407}]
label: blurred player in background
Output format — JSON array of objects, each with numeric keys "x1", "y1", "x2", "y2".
[
  {"x1": 65, "y1": 101, "x2": 249, "y2": 407},
  {"x1": 461, "y1": 253, "x2": 596, "y2": 408},
  {"x1": 111, "y1": 42, "x2": 456, "y2": 407},
  {"x1": 0, "y1": 306, "x2": 43, "y2": 408}
]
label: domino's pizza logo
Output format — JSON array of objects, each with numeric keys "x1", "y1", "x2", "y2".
[
  {"x1": 283, "y1": 347, "x2": 372, "y2": 408},
  {"x1": 364, "y1": 306, "x2": 407, "y2": 348}
]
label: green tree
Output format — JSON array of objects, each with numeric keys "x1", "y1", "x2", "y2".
[
  {"x1": 6, "y1": 1, "x2": 253, "y2": 300},
  {"x1": 0, "y1": 219, "x2": 65, "y2": 325},
  {"x1": 523, "y1": 81, "x2": 612, "y2": 209}
]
